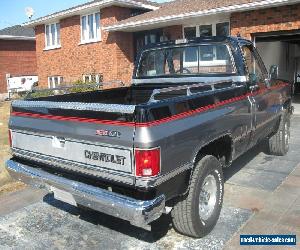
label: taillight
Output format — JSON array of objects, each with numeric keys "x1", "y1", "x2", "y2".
[
  {"x1": 8, "y1": 129, "x2": 12, "y2": 147},
  {"x1": 135, "y1": 148, "x2": 160, "y2": 177}
]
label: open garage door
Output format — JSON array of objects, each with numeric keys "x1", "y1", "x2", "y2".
[{"x1": 255, "y1": 30, "x2": 300, "y2": 95}]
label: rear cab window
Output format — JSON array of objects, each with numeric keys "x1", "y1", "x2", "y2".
[{"x1": 136, "y1": 42, "x2": 236, "y2": 78}]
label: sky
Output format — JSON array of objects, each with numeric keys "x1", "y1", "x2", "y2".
[{"x1": 0, "y1": 0, "x2": 168, "y2": 29}]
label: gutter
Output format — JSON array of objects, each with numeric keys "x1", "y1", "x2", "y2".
[
  {"x1": 104, "y1": 0, "x2": 300, "y2": 32},
  {"x1": 0, "y1": 35, "x2": 35, "y2": 41},
  {"x1": 22, "y1": 0, "x2": 159, "y2": 28}
]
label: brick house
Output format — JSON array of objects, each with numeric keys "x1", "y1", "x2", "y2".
[
  {"x1": 0, "y1": 25, "x2": 37, "y2": 99},
  {"x1": 24, "y1": 0, "x2": 300, "y2": 88}
]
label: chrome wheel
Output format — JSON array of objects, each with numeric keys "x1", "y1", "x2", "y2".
[{"x1": 199, "y1": 174, "x2": 217, "y2": 221}]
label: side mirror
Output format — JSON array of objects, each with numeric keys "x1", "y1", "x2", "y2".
[{"x1": 269, "y1": 65, "x2": 278, "y2": 80}]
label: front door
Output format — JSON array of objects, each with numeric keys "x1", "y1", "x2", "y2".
[{"x1": 241, "y1": 44, "x2": 280, "y2": 145}]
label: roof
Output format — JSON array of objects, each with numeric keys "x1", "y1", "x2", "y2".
[
  {"x1": 0, "y1": 25, "x2": 35, "y2": 40},
  {"x1": 104, "y1": 0, "x2": 300, "y2": 32},
  {"x1": 23, "y1": 0, "x2": 160, "y2": 27}
]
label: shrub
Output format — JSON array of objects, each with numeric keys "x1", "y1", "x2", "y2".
[{"x1": 26, "y1": 80, "x2": 102, "y2": 99}]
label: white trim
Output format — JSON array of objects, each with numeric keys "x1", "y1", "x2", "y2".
[
  {"x1": 45, "y1": 22, "x2": 61, "y2": 50},
  {"x1": 0, "y1": 35, "x2": 35, "y2": 41},
  {"x1": 80, "y1": 11, "x2": 101, "y2": 44},
  {"x1": 43, "y1": 45, "x2": 61, "y2": 51},
  {"x1": 78, "y1": 40, "x2": 101, "y2": 45},
  {"x1": 183, "y1": 22, "x2": 230, "y2": 38},
  {"x1": 48, "y1": 76, "x2": 63, "y2": 88},
  {"x1": 23, "y1": 0, "x2": 159, "y2": 27},
  {"x1": 104, "y1": 0, "x2": 300, "y2": 31},
  {"x1": 82, "y1": 74, "x2": 102, "y2": 83}
]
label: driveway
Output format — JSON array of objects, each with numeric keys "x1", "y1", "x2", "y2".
[{"x1": 0, "y1": 116, "x2": 300, "y2": 249}]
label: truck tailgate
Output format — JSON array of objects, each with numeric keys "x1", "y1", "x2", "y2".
[{"x1": 10, "y1": 100, "x2": 136, "y2": 184}]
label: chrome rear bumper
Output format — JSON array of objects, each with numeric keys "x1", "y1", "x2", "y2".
[{"x1": 6, "y1": 160, "x2": 165, "y2": 228}]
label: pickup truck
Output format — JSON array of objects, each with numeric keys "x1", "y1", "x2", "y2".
[{"x1": 6, "y1": 36, "x2": 292, "y2": 238}]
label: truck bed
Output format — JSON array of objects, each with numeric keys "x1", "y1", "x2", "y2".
[
  {"x1": 27, "y1": 84, "x2": 187, "y2": 105},
  {"x1": 9, "y1": 80, "x2": 247, "y2": 189}
]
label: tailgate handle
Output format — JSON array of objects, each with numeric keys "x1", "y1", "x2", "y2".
[{"x1": 52, "y1": 136, "x2": 66, "y2": 148}]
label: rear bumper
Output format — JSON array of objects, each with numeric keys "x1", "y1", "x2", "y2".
[{"x1": 6, "y1": 159, "x2": 165, "y2": 228}]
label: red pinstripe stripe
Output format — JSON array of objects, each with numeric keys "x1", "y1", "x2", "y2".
[
  {"x1": 136, "y1": 93, "x2": 250, "y2": 127},
  {"x1": 11, "y1": 83, "x2": 289, "y2": 128},
  {"x1": 11, "y1": 111, "x2": 136, "y2": 127}
]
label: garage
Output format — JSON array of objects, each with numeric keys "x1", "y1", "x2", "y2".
[{"x1": 255, "y1": 30, "x2": 300, "y2": 96}]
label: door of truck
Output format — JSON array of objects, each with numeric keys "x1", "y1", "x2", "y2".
[
  {"x1": 294, "y1": 57, "x2": 300, "y2": 94},
  {"x1": 241, "y1": 43, "x2": 281, "y2": 146}
]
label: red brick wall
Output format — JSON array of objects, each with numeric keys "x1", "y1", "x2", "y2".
[
  {"x1": 231, "y1": 3, "x2": 300, "y2": 40},
  {"x1": 0, "y1": 39, "x2": 37, "y2": 93},
  {"x1": 163, "y1": 25, "x2": 183, "y2": 40},
  {"x1": 35, "y1": 6, "x2": 134, "y2": 88}
]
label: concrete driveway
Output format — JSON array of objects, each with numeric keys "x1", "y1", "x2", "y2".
[{"x1": 0, "y1": 116, "x2": 299, "y2": 249}]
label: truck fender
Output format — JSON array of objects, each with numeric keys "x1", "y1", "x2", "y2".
[{"x1": 182, "y1": 133, "x2": 233, "y2": 196}]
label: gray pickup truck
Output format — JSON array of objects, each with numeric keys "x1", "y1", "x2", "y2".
[{"x1": 6, "y1": 36, "x2": 292, "y2": 238}]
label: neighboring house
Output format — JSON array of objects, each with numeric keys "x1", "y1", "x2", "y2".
[
  {"x1": 23, "y1": 0, "x2": 160, "y2": 88},
  {"x1": 24, "y1": 0, "x2": 300, "y2": 88},
  {"x1": 0, "y1": 25, "x2": 37, "y2": 99}
]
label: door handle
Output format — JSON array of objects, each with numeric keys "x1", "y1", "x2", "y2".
[{"x1": 249, "y1": 85, "x2": 259, "y2": 92}]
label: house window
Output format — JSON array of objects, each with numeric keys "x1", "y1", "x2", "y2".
[
  {"x1": 184, "y1": 27, "x2": 197, "y2": 39},
  {"x1": 183, "y1": 22, "x2": 230, "y2": 64},
  {"x1": 48, "y1": 76, "x2": 63, "y2": 88},
  {"x1": 45, "y1": 23, "x2": 60, "y2": 49},
  {"x1": 216, "y1": 22, "x2": 230, "y2": 36},
  {"x1": 199, "y1": 25, "x2": 212, "y2": 36},
  {"x1": 81, "y1": 12, "x2": 101, "y2": 43},
  {"x1": 83, "y1": 73, "x2": 102, "y2": 83},
  {"x1": 183, "y1": 22, "x2": 230, "y2": 39}
]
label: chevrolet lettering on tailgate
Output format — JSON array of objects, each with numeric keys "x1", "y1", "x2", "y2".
[{"x1": 84, "y1": 150, "x2": 126, "y2": 165}]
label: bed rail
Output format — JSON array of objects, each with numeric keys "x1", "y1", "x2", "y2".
[{"x1": 148, "y1": 80, "x2": 244, "y2": 103}]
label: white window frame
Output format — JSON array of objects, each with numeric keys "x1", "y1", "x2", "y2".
[
  {"x1": 44, "y1": 22, "x2": 61, "y2": 50},
  {"x1": 183, "y1": 22, "x2": 230, "y2": 67},
  {"x1": 82, "y1": 74, "x2": 101, "y2": 83},
  {"x1": 48, "y1": 76, "x2": 63, "y2": 88},
  {"x1": 182, "y1": 22, "x2": 230, "y2": 39},
  {"x1": 182, "y1": 46, "x2": 199, "y2": 68},
  {"x1": 80, "y1": 12, "x2": 101, "y2": 44}
]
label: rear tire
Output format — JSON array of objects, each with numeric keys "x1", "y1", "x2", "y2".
[
  {"x1": 171, "y1": 155, "x2": 224, "y2": 238},
  {"x1": 268, "y1": 111, "x2": 291, "y2": 156}
]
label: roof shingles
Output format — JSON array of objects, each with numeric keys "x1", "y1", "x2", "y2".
[
  {"x1": 24, "y1": 0, "x2": 160, "y2": 27},
  {"x1": 0, "y1": 25, "x2": 35, "y2": 37},
  {"x1": 39, "y1": 0, "x2": 160, "y2": 19},
  {"x1": 104, "y1": 0, "x2": 277, "y2": 29}
]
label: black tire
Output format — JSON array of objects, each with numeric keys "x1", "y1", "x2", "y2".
[
  {"x1": 171, "y1": 155, "x2": 224, "y2": 238},
  {"x1": 268, "y1": 111, "x2": 291, "y2": 156}
]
